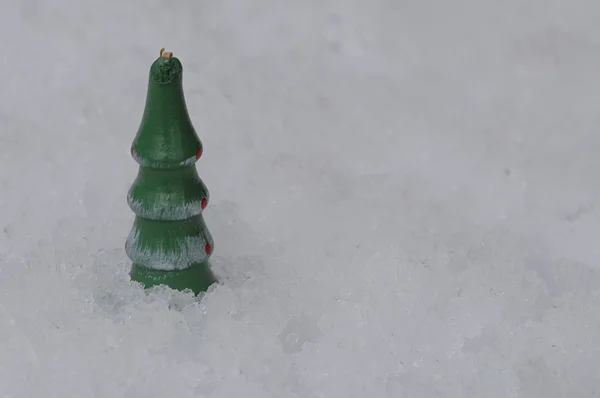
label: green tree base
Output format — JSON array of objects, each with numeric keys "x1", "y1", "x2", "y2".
[{"x1": 130, "y1": 261, "x2": 218, "y2": 295}]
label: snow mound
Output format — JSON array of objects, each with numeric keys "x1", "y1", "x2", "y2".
[{"x1": 1, "y1": 0, "x2": 600, "y2": 397}]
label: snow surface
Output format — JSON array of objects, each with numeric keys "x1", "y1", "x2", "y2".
[{"x1": 1, "y1": 0, "x2": 600, "y2": 396}]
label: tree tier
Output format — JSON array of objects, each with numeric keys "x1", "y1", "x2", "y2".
[
  {"x1": 127, "y1": 166, "x2": 209, "y2": 220},
  {"x1": 131, "y1": 55, "x2": 202, "y2": 169},
  {"x1": 125, "y1": 214, "x2": 214, "y2": 271}
]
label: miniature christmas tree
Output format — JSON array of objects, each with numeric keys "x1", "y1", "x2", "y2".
[{"x1": 125, "y1": 48, "x2": 217, "y2": 294}]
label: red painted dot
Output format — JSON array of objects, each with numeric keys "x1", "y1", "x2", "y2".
[
  {"x1": 201, "y1": 198, "x2": 208, "y2": 209},
  {"x1": 196, "y1": 147, "x2": 203, "y2": 160},
  {"x1": 205, "y1": 243, "x2": 212, "y2": 255}
]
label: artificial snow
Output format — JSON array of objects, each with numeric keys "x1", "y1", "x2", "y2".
[
  {"x1": 132, "y1": 150, "x2": 199, "y2": 169},
  {"x1": 128, "y1": 197, "x2": 208, "y2": 221},
  {"x1": 1, "y1": 0, "x2": 600, "y2": 397}
]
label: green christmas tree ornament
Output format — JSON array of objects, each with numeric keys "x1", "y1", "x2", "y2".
[{"x1": 125, "y1": 48, "x2": 217, "y2": 294}]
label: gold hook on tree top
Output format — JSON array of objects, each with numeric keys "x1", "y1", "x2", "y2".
[{"x1": 159, "y1": 47, "x2": 173, "y2": 59}]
